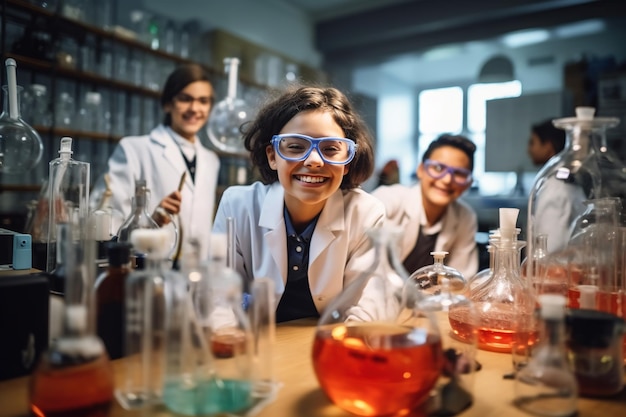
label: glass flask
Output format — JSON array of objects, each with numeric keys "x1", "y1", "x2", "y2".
[
  {"x1": 312, "y1": 226, "x2": 442, "y2": 417},
  {"x1": 566, "y1": 308, "x2": 625, "y2": 397},
  {"x1": 514, "y1": 294, "x2": 577, "y2": 417},
  {"x1": 409, "y1": 252, "x2": 478, "y2": 416},
  {"x1": 116, "y1": 228, "x2": 179, "y2": 409},
  {"x1": 30, "y1": 221, "x2": 115, "y2": 416},
  {"x1": 21, "y1": 83, "x2": 52, "y2": 127},
  {"x1": 566, "y1": 198, "x2": 620, "y2": 314},
  {"x1": 46, "y1": 137, "x2": 90, "y2": 273},
  {"x1": 0, "y1": 58, "x2": 44, "y2": 174},
  {"x1": 207, "y1": 57, "x2": 253, "y2": 155},
  {"x1": 468, "y1": 231, "x2": 498, "y2": 293},
  {"x1": 526, "y1": 107, "x2": 619, "y2": 298},
  {"x1": 465, "y1": 208, "x2": 536, "y2": 353},
  {"x1": 163, "y1": 233, "x2": 254, "y2": 415}
]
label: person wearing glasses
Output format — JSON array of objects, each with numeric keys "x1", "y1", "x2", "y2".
[
  {"x1": 212, "y1": 85, "x2": 384, "y2": 322},
  {"x1": 372, "y1": 134, "x2": 478, "y2": 279},
  {"x1": 91, "y1": 64, "x2": 220, "y2": 259}
]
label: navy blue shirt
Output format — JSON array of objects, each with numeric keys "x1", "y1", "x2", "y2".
[{"x1": 275, "y1": 207, "x2": 320, "y2": 322}]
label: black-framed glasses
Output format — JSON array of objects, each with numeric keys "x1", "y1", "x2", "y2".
[
  {"x1": 271, "y1": 134, "x2": 357, "y2": 165},
  {"x1": 423, "y1": 159, "x2": 472, "y2": 185}
]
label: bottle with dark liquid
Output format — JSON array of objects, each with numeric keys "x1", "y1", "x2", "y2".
[
  {"x1": 30, "y1": 222, "x2": 114, "y2": 416},
  {"x1": 95, "y1": 242, "x2": 132, "y2": 360},
  {"x1": 313, "y1": 227, "x2": 442, "y2": 417}
]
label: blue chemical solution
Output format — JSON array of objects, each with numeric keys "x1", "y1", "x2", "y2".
[{"x1": 163, "y1": 378, "x2": 252, "y2": 415}]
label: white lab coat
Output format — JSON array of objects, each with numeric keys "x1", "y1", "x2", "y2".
[
  {"x1": 212, "y1": 181, "x2": 387, "y2": 314},
  {"x1": 371, "y1": 183, "x2": 479, "y2": 280},
  {"x1": 91, "y1": 125, "x2": 220, "y2": 259}
]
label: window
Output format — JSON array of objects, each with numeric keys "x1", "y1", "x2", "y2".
[{"x1": 418, "y1": 86, "x2": 463, "y2": 160}]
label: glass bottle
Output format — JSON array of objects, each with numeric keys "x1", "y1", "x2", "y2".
[
  {"x1": 0, "y1": 58, "x2": 44, "y2": 174},
  {"x1": 466, "y1": 208, "x2": 536, "y2": 353},
  {"x1": 468, "y1": 231, "x2": 498, "y2": 293},
  {"x1": 163, "y1": 233, "x2": 254, "y2": 415},
  {"x1": 30, "y1": 221, "x2": 115, "y2": 416},
  {"x1": 116, "y1": 228, "x2": 179, "y2": 409},
  {"x1": 94, "y1": 242, "x2": 132, "y2": 360},
  {"x1": 46, "y1": 137, "x2": 90, "y2": 273},
  {"x1": 22, "y1": 83, "x2": 52, "y2": 127},
  {"x1": 410, "y1": 252, "x2": 477, "y2": 416},
  {"x1": 514, "y1": 294, "x2": 577, "y2": 416},
  {"x1": 526, "y1": 107, "x2": 619, "y2": 298},
  {"x1": 312, "y1": 226, "x2": 442, "y2": 417}
]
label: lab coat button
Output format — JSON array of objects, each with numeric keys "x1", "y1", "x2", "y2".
[
  {"x1": 292, "y1": 265, "x2": 299, "y2": 271},
  {"x1": 296, "y1": 246, "x2": 302, "y2": 253}
]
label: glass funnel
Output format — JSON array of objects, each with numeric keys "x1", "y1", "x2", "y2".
[
  {"x1": 0, "y1": 58, "x2": 44, "y2": 174},
  {"x1": 207, "y1": 57, "x2": 254, "y2": 155},
  {"x1": 312, "y1": 226, "x2": 442, "y2": 417}
]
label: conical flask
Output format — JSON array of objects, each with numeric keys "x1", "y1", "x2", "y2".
[
  {"x1": 465, "y1": 209, "x2": 536, "y2": 353},
  {"x1": 408, "y1": 252, "x2": 478, "y2": 416},
  {"x1": 30, "y1": 221, "x2": 115, "y2": 415},
  {"x1": 468, "y1": 231, "x2": 499, "y2": 293},
  {"x1": 312, "y1": 226, "x2": 442, "y2": 417},
  {"x1": 0, "y1": 58, "x2": 43, "y2": 174}
]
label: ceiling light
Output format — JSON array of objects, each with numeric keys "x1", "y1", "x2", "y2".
[
  {"x1": 554, "y1": 19, "x2": 605, "y2": 39},
  {"x1": 501, "y1": 29, "x2": 550, "y2": 48}
]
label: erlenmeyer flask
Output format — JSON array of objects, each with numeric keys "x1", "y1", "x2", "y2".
[
  {"x1": 465, "y1": 209, "x2": 536, "y2": 353},
  {"x1": 468, "y1": 231, "x2": 498, "y2": 293},
  {"x1": 312, "y1": 226, "x2": 442, "y2": 417},
  {"x1": 0, "y1": 58, "x2": 44, "y2": 174},
  {"x1": 408, "y1": 252, "x2": 477, "y2": 416},
  {"x1": 207, "y1": 57, "x2": 253, "y2": 155}
]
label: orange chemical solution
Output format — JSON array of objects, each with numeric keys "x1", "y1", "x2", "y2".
[
  {"x1": 30, "y1": 353, "x2": 114, "y2": 417},
  {"x1": 312, "y1": 323, "x2": 442, "y2": 417},
  {"x1": 449, "y1": 307, "x2": 538, "y2": 353},
  {"x1": 568, "y1": 287, "x2": 620, "y2": 314}
]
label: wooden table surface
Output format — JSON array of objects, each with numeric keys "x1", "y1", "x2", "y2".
[{"x1": 1, "y1": 319, "x2": 625, "y2": 417}]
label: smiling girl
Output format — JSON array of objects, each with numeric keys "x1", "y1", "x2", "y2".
[{"x1": 212, "y1": 86, "x2": 385, "y2": 322}]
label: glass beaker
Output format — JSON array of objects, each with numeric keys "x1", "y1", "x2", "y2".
[
  {"x1": 312, "y1": 226, "x2": 442, "y2": 417},
  {"x1": 0, "y1": 58, "x2": 44, "y2": 174},
  {"x1": 514, "y1": 294, "x2": 577, "y2": 417},
  {"x1": 30, "y1": 221, "x2": 115, "y2": 416},
  {"x1": 409, "y1": 252, "x2": 477, "y2": 416}
]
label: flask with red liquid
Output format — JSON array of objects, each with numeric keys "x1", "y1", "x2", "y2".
[
  {"x1": 30, "y1": 221, "x2": 114, "y2": 416},
  {"x1": 312, "y1": 226, "x2": 442, "y2": 417}
]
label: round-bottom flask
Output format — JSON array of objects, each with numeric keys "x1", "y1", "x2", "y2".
[{"x1": 312, "y1": 227, "x2": 442, "y2": 417}]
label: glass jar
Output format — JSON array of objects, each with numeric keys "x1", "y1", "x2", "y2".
[
  {"x1": 526, "y1": 107, "x2": 620, "y2": 298},
  {"x1": 312, "y1": 226, "x2": 442, "y2": 417}
]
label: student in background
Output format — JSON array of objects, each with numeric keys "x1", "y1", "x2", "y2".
[
  {"x1": 212, "y1": 85, "x2": 385, "y2": 322},
  {"x1": 91, "y1": 64, "x2": 220, "y2": 259},
  {"x1": 372, "y1": 134, "x2": 478, "y2": 279},
  {"x1": 527, "y1": 118, "x2": 566, "y2": 166}
]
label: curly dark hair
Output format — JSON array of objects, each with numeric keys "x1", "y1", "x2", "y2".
[
  {"x1": 422, "y1": 134, "x2": 477, "y2": 171},
  {"x1": 242, "y1": 85, "x2": 375, "y2": 189}
]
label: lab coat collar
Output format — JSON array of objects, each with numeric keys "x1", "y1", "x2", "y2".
[{"x1": 149, "y1": 125, "x2": 194, "y2": 190}]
